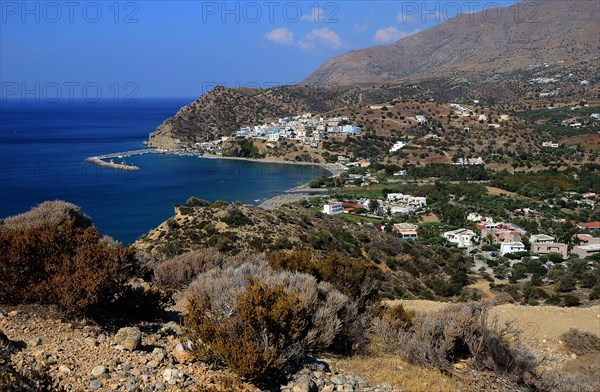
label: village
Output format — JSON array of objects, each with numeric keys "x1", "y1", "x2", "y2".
[{"x1": 313, "y1": 186, "x2": 599, "y2": 286}]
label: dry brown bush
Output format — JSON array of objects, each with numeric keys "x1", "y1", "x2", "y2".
[
  {"x1": 153, "y1": 248, "x2": 250, "y2": 291},
  {"x1": 371, "y1": 303, "x2": 537, "y2": 384},
  {"x1": 560, "y1": 328, "x2": 600, "y2": 355},
  {"x1": 0, "y1": 200, "x2": 92, "y2": 233},
  {"x1": 267, "y1": 250, "x2": 381, "y2": 307},
  {"x1": 185, "y1": 277, "x2": 308, "y2": 382},
  {"x1": 183, "y1": 259, "x2": 366, "y2": 354},
  {"x1": 0, "y1": 219, "x2": 136, "y2": 315},
  {"x1": 537, "y1": 368, "x2": 600, "y2": 392}
]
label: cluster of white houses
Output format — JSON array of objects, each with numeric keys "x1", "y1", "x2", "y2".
[
  {"x1": 322, "y1": 193, "x2": 427, "y2": 217},
  {"x1": 321, "y1": 202, "x2": 600, "y2": 258},
  {"x1": 235, "y1": 113, "x2": 361, "y2": 145},
  {"x1": 470, "y1": 214, "x2": 600, "y2": 259}
]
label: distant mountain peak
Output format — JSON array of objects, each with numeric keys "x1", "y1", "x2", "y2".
[{"x1": 301, "y1": 0, "x2": 600, "y2": 87}]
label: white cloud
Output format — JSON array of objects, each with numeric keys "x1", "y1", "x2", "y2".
[
  {"x1": 373, "y1": 27, "x2": 420, "y2": 44},
  {"x1": 265, "y1": 27, "x2": 295, "y2": 45},
  {"x1": 298, "y1": 27, "x2": 341, "y2": 51},
  {"x1": 265, "y1": 27, "x2": 341, "y2": 52}
]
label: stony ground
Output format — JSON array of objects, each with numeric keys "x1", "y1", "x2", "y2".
[
  {"x1": 0, "y1": 306, "x2": 397, "y2": 392},
  {"x1": 3, "y1": 302, "x2": 598, "y2": 391}
]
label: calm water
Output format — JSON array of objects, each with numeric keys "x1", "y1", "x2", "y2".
[{"x1": 0, "y1": 100, "x2": 325, "y2": 244}]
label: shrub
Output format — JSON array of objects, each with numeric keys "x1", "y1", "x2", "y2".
[
  {"x1": 267, "y1": 250, "x2": 380, "y2": 307},
  {"x1": 0, "y1": 221, "x2": 136, "y2": 315},
  {"x1": 537, "y1": 369, "x2": 599, "y2": 392},
  {"x1": 185, "y1": 277, "x2": 308, "y2": 382},
  {"x1": 560, "y1": 329, "x2": 600, "y2": 355},
  {"x1": 371, "y1": 302, "x2": 415, "y2": 330},
  {"x1": 182, "y1": 260, "x2": 365, "y2": 382},
  {"x1": 220, "y1": 207, "x2": 252, "y2": 227},
  {"x1": 185, "y1": 197, "x2": 210, "y2": 207},
  {"x1": 154, "y1": 248, "x2": 242, "y2": 291},
  {"x1": 555, "y1": 273, "x2": 577, "y2": 292},
  {"x1": 0, "y1": 200, "x2": 91, "y2": 233},
  {"x1": 562, "y1": 295, "x2": 581, "y2": 307},
  {"x1": 374, "y1": 303, "x2": 537, "y2": 384}
]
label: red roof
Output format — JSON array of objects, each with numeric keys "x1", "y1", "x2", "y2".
[
  {"x1": 578, "y1": 222, "x2": 600, "y2": 229},
  {"x1": 341, "y1": 202, "x2": 363, "y2": 209}
]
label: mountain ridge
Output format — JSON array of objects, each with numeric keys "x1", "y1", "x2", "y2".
[{"x1": 301, "y1": 0, "x2": 600, "y2": 87}]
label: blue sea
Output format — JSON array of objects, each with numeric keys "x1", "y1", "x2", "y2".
[{"x1": 0, "y1": 100, "x2": 325, "y2": 245}]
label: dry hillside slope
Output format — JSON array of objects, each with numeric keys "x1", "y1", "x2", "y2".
[{"x1": 302, "y1": 0, "x2": 600, "y2": 87}]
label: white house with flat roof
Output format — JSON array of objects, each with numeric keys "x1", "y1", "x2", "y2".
[
  {"x1": 443, "y1": 229, "x2": 478, "y2": 248},
  {"x1": 572, "y1": 244, "x2": 600, "y2": 259},
  {"x1": 323, "y1": 201, "x2": 343, "y2": 215},
  {"x1": 500, "y1": 242, "x2": 526, "y2": 256},
  {"x1": 530, "y1": 234, "x2": 555, "y2": 243}
]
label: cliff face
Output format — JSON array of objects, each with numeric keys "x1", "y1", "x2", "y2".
[{"x1": 301, "y1": 0, "x2": 600, "y2": 87}]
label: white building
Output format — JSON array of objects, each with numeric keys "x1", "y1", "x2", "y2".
[
  {"x1": 542, "y1": 142, "x2": 559, "y2": 148},
  {"x1": 323, "y1": 201, "x2": 343, "y2": 215},
  {"x1": 389, "y1": 141, "x2": 407, "y2": 153},
  {"x1": 530, "y1": 234, "x2": 555, "y2": 243},
  {"x1": 443, "y1": 229, "x2": 478, "y2": 248},
  {"x1": 467, "y1": 213, "x2": 492, "y2": 223},
  {"x1": 392, "y1": 223, "x2": 419, "y2": 239},
  {"x1": 360, "y1": 199, "x2": 385, "y2": 212},
  {"x1": 389, "y1": 206, "x2": 412, "y2": 214},
  {"x1": 386, "y1": 193, "x2": 427, "y2": 207},
  {"x1": 500, "y1": 242, "x2": 526, "y2": 256}
]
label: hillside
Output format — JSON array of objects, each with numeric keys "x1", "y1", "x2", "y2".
[
  {"x1": 134, "y1": 201, "x2": 473, "y2": 300},
  {"x1": 302, "y1": 0, "x2": 600, "y2": 87},
  {"x1": 147, "y1": 56, "x2": 599, "y2": 151}
]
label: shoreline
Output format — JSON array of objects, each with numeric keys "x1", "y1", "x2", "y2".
[
  {"x1": 86, "y1": 147, "x2": 345, "y2": 210},
  {"x1": 201, "y1": 154, "x2": 347, "y2": 209},
  {"x1": 200, "y1": 154, "x2": 346, "y2": 178}
]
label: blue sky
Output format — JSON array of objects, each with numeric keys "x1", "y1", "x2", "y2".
[{"x1": 1, "y1": 0, "x2": 518, "y2": 99}]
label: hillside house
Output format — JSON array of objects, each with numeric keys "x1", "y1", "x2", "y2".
[
  {"x1": 531, "y1": 242, "x2": 568, "y2": 258},
  {"x1": 443, "y1": 229, "x2": 478, "y2": 248},
  {"x1": 577, "y1": 222, "x2": 600, "y2": 231},
  {"x1": 500, "y1": 242, "x2": 526, "y2": 256},
  {"x1": 530, "y1": 234, "x2": 555, "y2": 243},
  {"x1": 573, "y1": 234, "x2": 600, "y2": 245},
  {"x1": 386, "y1": 193, "x2": 427, "y2": 207},
  {"x1": 392, "y1": 223, "x2": 419, "y2": 239},
  {"x1": 389, "y1": 141, "x2": 407, "y2": 153},
  {"x1": 323, "y1": 201, "x2": 343, "y2": 215},
  {"x1": 572, "y1": 244, "x2": 600, "y2": 259}
]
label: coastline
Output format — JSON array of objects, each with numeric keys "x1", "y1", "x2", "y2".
[
  {"x1": 201, "y1": 154, "x2": 346, "y2": 210},
  {"x1": 85, "y1": 147, "x2": 345, "y2": 210},
  {"x1": 200, "y1": 154, "x2": 346, "y2": 178}
]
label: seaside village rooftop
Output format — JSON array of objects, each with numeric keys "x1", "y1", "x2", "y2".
[
  {"x1": 320, "y1": 197, "x2": 600, "y2": 260},
  {"x1": 234, "y1": 113, "x2": 361, "y2": 144}
]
